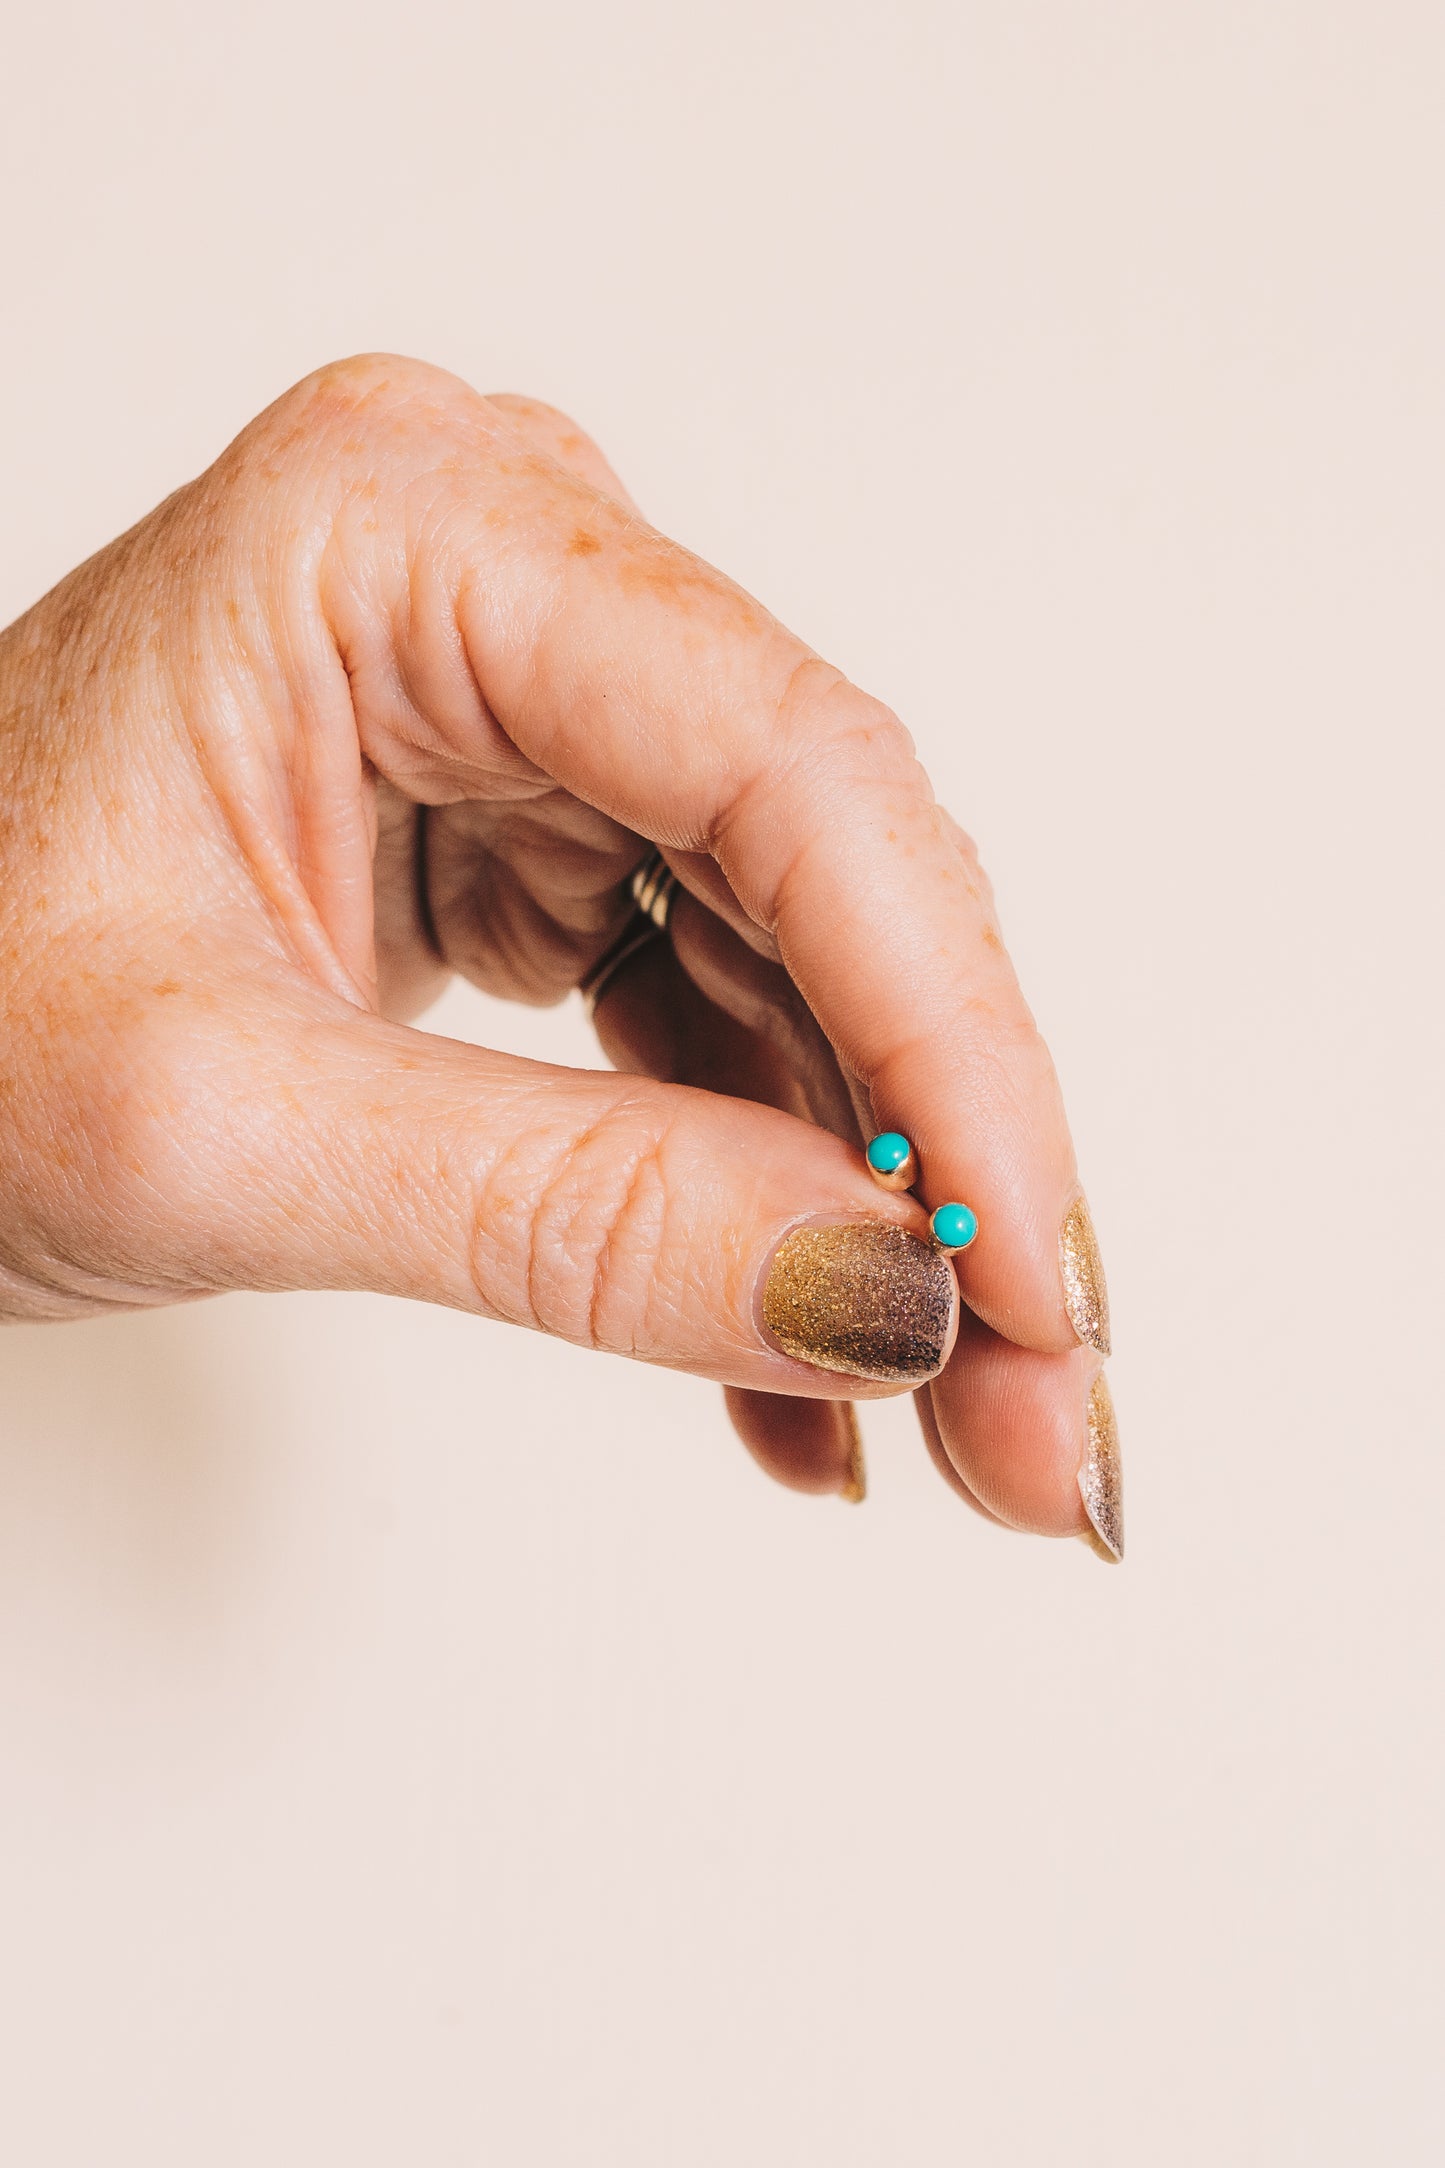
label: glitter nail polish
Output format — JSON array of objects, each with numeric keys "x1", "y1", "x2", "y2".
[
  {"x1": 1078, "y1": 1371, "x2": 1124, "y2": 1562},
  {"x1": 1060, "y1": 1195, "x2": 1111, "y2": 1356},
  {"x1": 761, "y1": 1223, "x2": 955, "y2": 1383}
]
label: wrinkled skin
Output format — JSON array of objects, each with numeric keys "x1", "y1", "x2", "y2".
[{"x1": 0, "y1": 356, "x2": 1101, "y2": 1530}]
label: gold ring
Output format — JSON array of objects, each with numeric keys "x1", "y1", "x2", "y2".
[
  {"x1": 581, "y1": 850, "x2": 677, "y2": 1018},
  {"x1": 581, "y1": 922, "x2": 664, "y2": 1018},
  {"x1": 630, "y1": 848, "x2": 678, "y2": 930}
]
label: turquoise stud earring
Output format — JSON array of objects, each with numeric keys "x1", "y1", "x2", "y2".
[
  {"x1": 866, "y1": 1134, "x2": 979, "y2": 1251},
  {"x1": 930, "y1": 1202, "x2": 978, "y2": 1255},
  {"x1": 866, "y1": 1131, "x2": 917, "y2": 1192}
]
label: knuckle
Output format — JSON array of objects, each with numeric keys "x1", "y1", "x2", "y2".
[
  {"x1": 725, "y1": 656, "x2": 924, "y2": 852},
  {"x1": 773, "y1": 655, "x2": 916, "y2": 776},
  {"x1": 480, "y1": 394, "x2": 624, "y2": 496},
  {"x1": 267, "y1": 352, "x2": 476, "y2": 446},
  {"x1": 476, "y1": 1099, "x2": 677, "y2": 1355},
  {"x1": 207, "y1": 354, "x2": 496, "y2": 528},
  {"x1": 483, "y1": 391, "x2": 586, "y2": 439},
  {"x1": 718, "y1": 658, "x2": 932, "y2": 929}
]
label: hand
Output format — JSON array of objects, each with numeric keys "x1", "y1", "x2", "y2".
[{"x1": 0, "y1": 357, "x2": 1119, "y2": 1555}]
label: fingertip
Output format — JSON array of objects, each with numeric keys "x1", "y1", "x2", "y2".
[
  {"x1": 927, "y1": 1307, "x2": 1103, "y2": 1540},
  {"x1": 723, "y1": 1387, "x2": 866, "y2": 1500},
  {"x1": 913, "y1": 1384, "x2": 1009, "y2": 1524}
]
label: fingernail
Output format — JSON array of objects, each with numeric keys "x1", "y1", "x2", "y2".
[
  {"x1": 839, "y1": 1405, "x2": 867, "y2": 1503},
  {"x1": 1060, "y1": 1195, "x2": 1112, "y2": 1356},
  {"x1": 1078, "y1": 1371, "x2": 1124, "y2": 1562},
  {"x1": 762, "y1": 1223, "x2": 955, "y2": 1383}
]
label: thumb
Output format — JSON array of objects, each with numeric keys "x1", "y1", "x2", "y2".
[{"x1": 164, "y1": 998, "x2": 959, "y2": 1396}]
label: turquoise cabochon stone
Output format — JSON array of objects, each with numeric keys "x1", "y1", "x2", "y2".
[
  {"x1": 931, "y1": 1203, "x2": 978, "y2": 1249},
  {"x1": 866, "y1": 1131, "x2": 913, "y2": 1174}
]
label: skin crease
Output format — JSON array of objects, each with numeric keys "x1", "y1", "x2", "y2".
[{"x1": 0, "y1": 355, "x2": 1104, "y2": 1540}]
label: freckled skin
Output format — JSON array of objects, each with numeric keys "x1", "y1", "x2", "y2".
[{"x1": 0, "y1": 352, "x2": 1098, "y2": 1540}]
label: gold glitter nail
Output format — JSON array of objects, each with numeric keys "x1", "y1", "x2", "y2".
[
  {"x1": 1078, "y1": 1371, "x2": 1124, "y2": 1562},
  {"x1": 1060, "y1": 1195, "x2": 1111, "y2": 1356},
  {"x1": 762, "y1": 1223, "x2": 955, "y2": 1383},
  {"x1": 839, "y1": 1405, "x2": 866, "y2": 1503}
]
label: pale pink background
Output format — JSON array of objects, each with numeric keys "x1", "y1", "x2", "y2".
[{"x1": 1, "y1": 4, "x2": 1440, "y2": 2161}]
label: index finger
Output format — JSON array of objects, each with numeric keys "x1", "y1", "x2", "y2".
[{"x1": 316, "y1": 358, "x2": 1109, "y2": 1363}]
